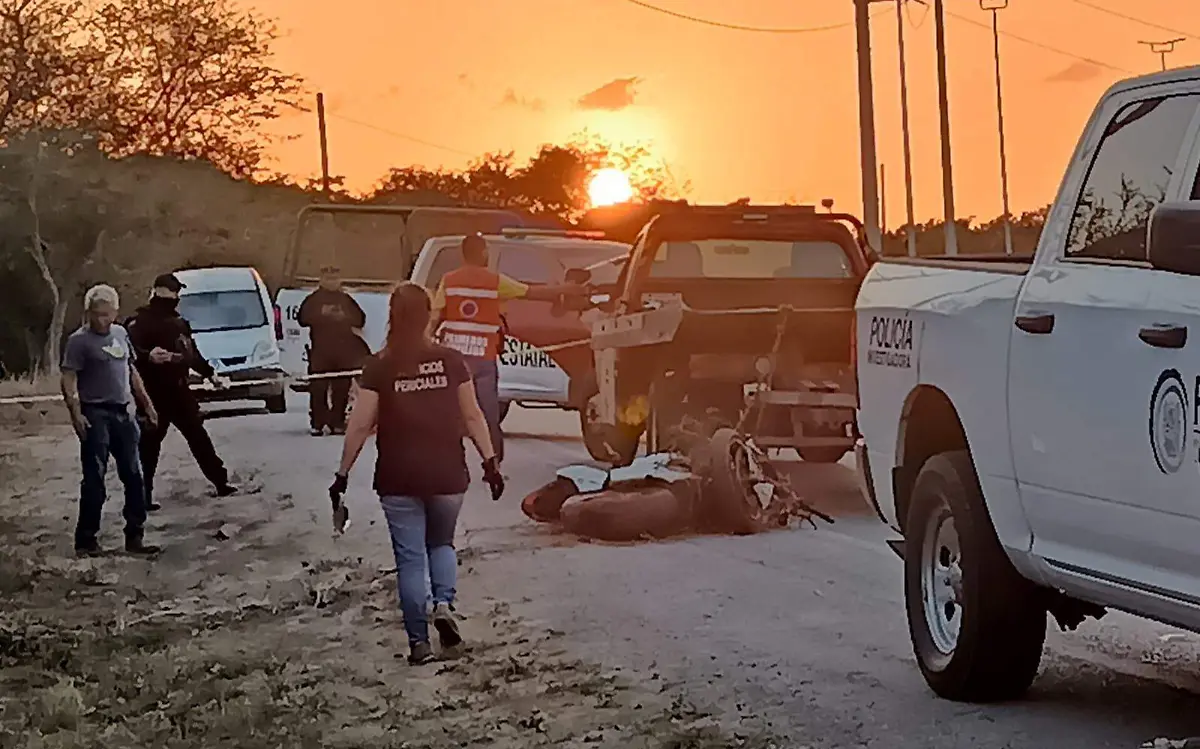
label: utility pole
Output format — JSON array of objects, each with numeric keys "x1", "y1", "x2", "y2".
[
  {"x1": 896, "y1": 0, "x2": 918, "y2": 257},
  {"x1": 316, "y1": 92, "x2": 332, "y2": 199},
  {"x1": 854, "y1": 0, "x2": 884, "y2": 256},
  {"x1": 1139, "y1": 39, "x2": 1184, "y2": 71},
  {"x1": 982, "y1": 0, "x2": 1013, "y2": 255},
  {"x1": 933, "y1": 0, "x2": 958, "y2": 254},
  {"x1": 880, "y1": 163, "x2": 888, "y2": 237}
]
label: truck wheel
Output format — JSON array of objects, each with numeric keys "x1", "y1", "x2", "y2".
[
  {"x1": 904, "y1": 450, "x2": 1046, "y2": 702},
  {"x1": 265, "y1": 393, "x2": 287, "y2": 414},
  {"x1": 798, "y1": 447, "x2": 848, "y2": 464},
  {"x1": 580, "y1": 392, "x2": 640, "y2": 465}
]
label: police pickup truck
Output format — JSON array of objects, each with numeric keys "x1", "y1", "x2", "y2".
[{"x1": 855, "y1": 65, "x2": 1200, "y2": 703}]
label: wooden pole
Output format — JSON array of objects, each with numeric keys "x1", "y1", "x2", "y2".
[{"x1": 316, "y1": 92, "x2": 331, "y2": 199}]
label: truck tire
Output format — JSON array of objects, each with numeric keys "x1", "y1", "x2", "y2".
[
  {"x1": 798, "y1": 447, "x2": 848, "y2": 464},
  {"x1": 904, "y1": 450, "x2": 1046, "y2": 702},
  {"x1": 265, "y1": 393, "x2": 287, "y2": 414}
]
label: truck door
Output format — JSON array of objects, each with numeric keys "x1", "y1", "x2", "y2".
[{"x1": 1008, "y1": 90, "x2": 1200, "y2": 588}]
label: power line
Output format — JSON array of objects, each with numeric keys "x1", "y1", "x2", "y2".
[
  {"x1": 619, "y1": 0, "x2": 883, "y2": 33},
  {"x1": 1064, "y1": 0, "x2": 1199, "y2": 42},
  {"x1": 944, "y1": 8, "x2": 1135, "y2": 74},
  {"x1": 325, "y1": 112, "x2": 476, "y2": 157}
]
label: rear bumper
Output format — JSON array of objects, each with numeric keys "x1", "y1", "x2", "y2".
[{"x1": 193, "y1": 367, "x2": 286, "y2": 403}]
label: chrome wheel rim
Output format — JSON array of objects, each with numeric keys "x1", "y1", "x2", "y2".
[{"x1": 920, "y1": 503, "x2": 963, "y2": 656}]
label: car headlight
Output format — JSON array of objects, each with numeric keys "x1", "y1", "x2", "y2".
[{"x1": 252, "y1": 339, "x2": 280, "y2": 364}]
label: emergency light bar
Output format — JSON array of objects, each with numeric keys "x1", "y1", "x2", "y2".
[{"x1": 498, "y1": 228, "x2": 608, "y2": 240}]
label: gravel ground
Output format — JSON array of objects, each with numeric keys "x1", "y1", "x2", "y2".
[{"x1": 3, "y1": 396, "x2": 1200, "y2": 748}]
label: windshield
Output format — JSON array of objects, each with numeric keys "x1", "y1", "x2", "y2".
[
  {"x1": 178, "y1": 290, "x2": 268, "y2": 333},
  {"x1": 649, "y1": 239, "x2": 853, "y2": 279},
  {"x1": 553, "y1": 246, "x2": 627, "y2": 285}
]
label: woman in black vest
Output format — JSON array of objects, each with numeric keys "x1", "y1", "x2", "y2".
[{"x1": 330, "y1": 282, "x2": 504, "y2": 664}]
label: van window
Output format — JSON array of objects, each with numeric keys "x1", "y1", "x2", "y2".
[{"x1": 178, "y1": 290, "x2": 268, "y2": 333}]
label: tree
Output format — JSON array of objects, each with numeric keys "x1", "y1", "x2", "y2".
[
  {"x1": 0, "y1": 132, "x2": 165, "y2": 374},
  {"x1": 371, "y1": 134, "x2": 685, "y2": 223},
  {"x1": 0, "y1": 0, "x2": 303, "y2": 177},
  {"x1": 0, "y1": 0, "x2": 98, "y2": 134}
]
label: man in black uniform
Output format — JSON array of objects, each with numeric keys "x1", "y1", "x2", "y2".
[
  {"x1": 297, "y1": 265, "x2": 368, "y2": 436},
  {"x1": 125, "y1": 273, "x2": 237, "y2": 510}
]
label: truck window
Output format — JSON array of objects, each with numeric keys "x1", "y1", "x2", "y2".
[
  {"x1": 424, "y1": 246, "x2": 463, "y2": 291},
  {"x1": 649, "y1": 239, "x2": 853, "y2": 279},
  {"x1": 1065, "y1": 94, "x2": 1200, "y2": 261},
  {"x1": 498, "y1": 247, "x2": 554, "y2": 284}
]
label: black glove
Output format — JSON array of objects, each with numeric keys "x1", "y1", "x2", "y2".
[
  {"x1": 329, "y1": 473, "x2": 350, "y2": 533},
  {"x1": 482, "y1": 457, "x2": 504, "y2": 502}
]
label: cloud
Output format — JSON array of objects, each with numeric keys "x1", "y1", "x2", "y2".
[
  {"x1": 1045, "y1": 61, "x2": 1102, "y2": 84},
  {"x1": 499, "y1": 88, "x2": 546, "y2": 112},
  {"x1": 577, "y1": 77, "x2": 640, "y2": 111}
]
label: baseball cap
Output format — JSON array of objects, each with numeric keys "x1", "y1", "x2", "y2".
[{"x1": 152, "y1": 272, "x2": 185, "y2": 292}]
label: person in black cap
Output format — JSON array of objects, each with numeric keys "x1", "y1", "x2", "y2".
[
  {"x1": 125, "y1": 272, "x2": 238, "y2": 510},
  {"x1": 297, "y1": 264, "x2": 368, "y2": 436}
]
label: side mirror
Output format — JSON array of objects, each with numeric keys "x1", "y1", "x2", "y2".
[
  {"x1": 564, "y1": 267, "x2": 592, "y2": 285},
  {"x1": 1148, "y1": 201, "x2": 1200, "y2": 276}
]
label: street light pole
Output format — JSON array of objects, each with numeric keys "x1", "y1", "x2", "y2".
[
  {"x1": 896, "y1": 0, "x2": 918, "y2": 257},
  {"x1": 1139, "y1": 38, "x2": 1184, "y2": 71},
  {"x1": 982, "y1": 0, "x2": 1013, "y2": 255},
  {"x1": 933, "y1": 0, "x2": 958, "y2": 254}
]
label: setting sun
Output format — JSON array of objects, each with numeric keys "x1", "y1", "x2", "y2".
[{"x1": 587, "y1": 168, "x2": 634, "y2": 208}]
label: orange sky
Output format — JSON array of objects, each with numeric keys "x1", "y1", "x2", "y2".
[{"x1": 251, "y1": 0, "x2": 1199, "y2": 224}]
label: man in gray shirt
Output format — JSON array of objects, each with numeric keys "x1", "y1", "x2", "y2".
[{"x1": 60, "y1": 284, "x2": 161, "y2": 557}]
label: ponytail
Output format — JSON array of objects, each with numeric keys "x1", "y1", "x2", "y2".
[{"x1": 382, "y1": 282, "x2": 434, "y2": 375}]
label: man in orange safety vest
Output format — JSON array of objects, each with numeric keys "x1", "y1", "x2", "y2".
[{"x1": 430, "y1": 233, "x2": 586, "y2": 463}]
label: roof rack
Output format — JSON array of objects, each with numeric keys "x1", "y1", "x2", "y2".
[{"x1": 498, "y1": 227, "x2": 608, "y2": 239}]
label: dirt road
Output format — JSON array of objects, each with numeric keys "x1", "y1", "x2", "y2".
[{"x1": 5, "y1": 397, "x2": 1200, "y2": 747}]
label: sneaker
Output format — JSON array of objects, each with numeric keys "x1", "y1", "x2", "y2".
[
  {"x1": 432, "y1": 602, "x2": 463, "y2": 650},
  {"x1": 146, "y1": 500, "x2": 162, "y2": 512},
  {"x1": 330, "y1": 425, "x2": 346, "y2": 436},
  {"x1": 125, "y1": 538, "x2": 161, "y2": 556},
  {"x1": 310, "y1": 426, "x2": 328, "y2": 437},
  {"x1": 215, "y1": 483, "x2": 239, "y2": 498},
  {"x1": 407, "y1": 641, "x2": 436, "y2": 665},
  {"x1": 74, "y1": 541, "x2": 103, "y2": 558}
]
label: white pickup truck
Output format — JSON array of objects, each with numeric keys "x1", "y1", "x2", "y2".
[{"x1": 855, "y1": 66, "x2": 1200, "y2": 703}]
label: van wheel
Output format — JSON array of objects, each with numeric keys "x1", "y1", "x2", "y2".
[
  {"x1": 905, "y1": 450, "x2": 1046, "y2": 702},
  {"x1": 265, "y1": 393, "x2": 287, "y2": 414}
]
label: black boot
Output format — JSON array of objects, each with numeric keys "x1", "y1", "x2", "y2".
[{"x1": 125, "y1": 534, "x2": 161, "y2": 556}]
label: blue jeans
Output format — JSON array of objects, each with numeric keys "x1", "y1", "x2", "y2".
[
  {"x1": 467, "y1": 357, "x2": 503, "y2": 463},
  {"x1": 380, "y1": 494, "x2": 464, "y2": 646},
  {"x1": 77, "y1": 403, "x2": 147, "y2": 548}
]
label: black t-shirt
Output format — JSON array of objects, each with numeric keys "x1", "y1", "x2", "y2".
[
  {"x1": 360, "y1": 345, "x2": 473, "y2": 498},
  {"x1": 297, "y1": 288, "x2": 367, "y2": 367}
]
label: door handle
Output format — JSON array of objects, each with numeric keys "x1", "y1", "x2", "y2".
[
  {"x1": 1139, "y1": 324, "x2": 1188, "y2": 349},
  {"x1": 1014, "y1": 313, "x2": 1055, "y2": 335}
]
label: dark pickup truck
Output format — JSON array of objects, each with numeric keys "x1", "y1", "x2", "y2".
[{"x1": 574, "y1": 203, "x2": 873, "y2": 466}]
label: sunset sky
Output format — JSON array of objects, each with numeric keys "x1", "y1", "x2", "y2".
[{"x1": 250, "y1": 0, "x2": 1199, "y2": 224}]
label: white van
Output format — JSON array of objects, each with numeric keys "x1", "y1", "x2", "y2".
[{"x1": 173, "y1": 266, "x2": 287, "y2": 413}]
